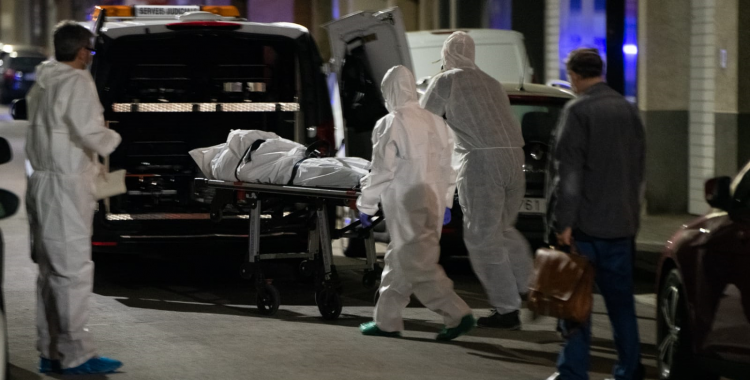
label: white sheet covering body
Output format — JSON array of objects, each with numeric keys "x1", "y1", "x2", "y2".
[
  {"x1": 210, "y1": 130, "x2": 280, "y2": 181},
  {"x1": 190, "y1": 131, "x2": 371, "y2": 188}
]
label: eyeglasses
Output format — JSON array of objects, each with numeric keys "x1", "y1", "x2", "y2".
[{"x1": 84, "y1": 46, "x2": 96, "y2": 55}]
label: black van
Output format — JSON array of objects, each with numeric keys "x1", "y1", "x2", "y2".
[{"x1": 86, "y1": 6, "x2": 334, "y2": 254}]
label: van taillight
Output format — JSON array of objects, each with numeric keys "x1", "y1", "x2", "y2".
[
  {"x1": 92, "y1": 241, "x2": 118, "y2": 247},
  {"x1": 166, "y1": 22, "x2": 241, "y2": 31}
]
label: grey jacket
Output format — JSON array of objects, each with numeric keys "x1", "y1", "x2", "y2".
[{"x1": 551, "y1": 82, "x2": 645, "y2": 239}]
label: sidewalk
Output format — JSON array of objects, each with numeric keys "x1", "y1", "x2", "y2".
[{"x1": 634, "y1": 213, "x2": 697, "y2": 273}]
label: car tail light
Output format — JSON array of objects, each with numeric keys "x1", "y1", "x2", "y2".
[
  {"x1": 92, "y1": 241, "x2": 118, "y2": 247},
  {"x1": 166, "y1": 21, "x2": 241, "y2": 31},
  {"x1": 3, "y1": 69, "x2": 15, "y2": 81}
]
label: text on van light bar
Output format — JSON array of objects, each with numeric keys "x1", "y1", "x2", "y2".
[
  {"x1": 134, "y1": 5, "x2": 199, "y2": 18},
  {"x1": 112, "y1": 103, "x2": 300, "y2": 113}
]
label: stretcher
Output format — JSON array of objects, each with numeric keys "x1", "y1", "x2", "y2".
[{"x1": 197, "y1": 178, "x2": 383, "y2": 320}]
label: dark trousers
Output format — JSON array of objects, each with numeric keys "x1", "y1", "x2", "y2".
[{"x1": 556, "y1": 233, "x2": 641, "y2": 380}]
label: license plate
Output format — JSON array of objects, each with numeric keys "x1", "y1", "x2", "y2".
[
  {"x1": 519, "y1": 198, "x2": 546, "y2": 214},
  {"x1": 24, "y1": 72, "x2": 36, "y2": 81}
]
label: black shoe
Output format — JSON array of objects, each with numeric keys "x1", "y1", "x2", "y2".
[{"x1": 477, "y1": 309, "x2": 521, "y2": 330}]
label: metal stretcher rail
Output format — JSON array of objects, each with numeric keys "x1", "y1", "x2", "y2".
[
  {"x1": 203, "y1": 179, "x2": 362, "y2": 200},
  {"x1": 197, "y1": 178, "x2": 383, "y2": 320}
]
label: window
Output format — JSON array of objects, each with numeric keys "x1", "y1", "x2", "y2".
[
  {"x1": 509, "y1": 101, "x2": 565, "y2": 144},
  {"x1": 9, "y1": 56, "x2": 45, "y2": 71}
]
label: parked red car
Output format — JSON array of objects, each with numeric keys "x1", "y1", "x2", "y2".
[{"x1": 656, "y1": 161, "x2": 750, "y2": 380}]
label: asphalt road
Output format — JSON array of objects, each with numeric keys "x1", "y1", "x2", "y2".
[{"x1": 0, "y1": 109, "x2": 662, "y2": 380}]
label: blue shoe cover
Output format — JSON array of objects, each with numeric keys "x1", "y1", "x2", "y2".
[
  {"x1": 39, "y1": 357, "x2": 61, "y2": 373},
  {"x1": 63, "y1": 356, "x2": 123, "y2": 375}
]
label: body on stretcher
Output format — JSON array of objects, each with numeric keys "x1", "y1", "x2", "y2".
[{"x1": 197, "y1": 178, "x2": 384, "y2": 320}]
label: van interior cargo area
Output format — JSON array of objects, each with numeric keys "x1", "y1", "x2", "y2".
[
  {"x1": 94, "y1": 33, "x2": 302, "y2": 215},
  {"x1": 97, "y1": 33, "x2": 298, "y2": 104}
]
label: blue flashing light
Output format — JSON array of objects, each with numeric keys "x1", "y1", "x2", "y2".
[
  {"x1": 623, "y1": 44, "x2": 638, "y2": 55},
  {"x1": 332, "y1": 1, "x2": 339, "y2": 19}
]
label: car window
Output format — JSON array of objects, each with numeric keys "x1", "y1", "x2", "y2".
[
  {"x1": 9, "y1": 57, "x2": 46, "y2": 71},
  {"x1": 509, "y1": 101, "x2": 565, "y2": 144}
]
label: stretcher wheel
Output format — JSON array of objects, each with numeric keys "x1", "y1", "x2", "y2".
[
  {"x1": 298, "y1": 260, "x2": 315, "y2": 279},
  {"x1": 315, "y1": 289, "x2": 342, "y2": 320},
  {"x1": 362, "y1": 270, "x2": 380, "y2": 289},
  {"x1": 256, "y1": 284, "x2": 280, "y2": 316}
]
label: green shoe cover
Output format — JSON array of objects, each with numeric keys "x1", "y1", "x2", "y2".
[
  {"x1": 359, "y1": 321, "x2": 401, "y2": 337},
  {"x1": 436, "y1": 314, "x2": 476, "y2": 341}
]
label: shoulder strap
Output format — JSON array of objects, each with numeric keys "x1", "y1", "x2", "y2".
[
  {"x1": 235, "y1": 139, "x2": 267, "y2": 182},
  {"x1": 288, "y1": 157, "x2": 310, "y2": 185}
]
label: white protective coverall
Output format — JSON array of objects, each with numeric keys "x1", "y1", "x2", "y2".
[
  {"x1": 357, "y1": 65, "x2": 471, "y2": 332},
  {"x1": 25, "y1": 61, "x2": 121, "y2": 368},
  {"x1": 421, "y1": 32, "x2": 533, "y2": 314}
]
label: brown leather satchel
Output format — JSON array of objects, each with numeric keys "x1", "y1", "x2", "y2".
[{"x1": 527, "y1": 246, "x2": 594, "y2": 323}]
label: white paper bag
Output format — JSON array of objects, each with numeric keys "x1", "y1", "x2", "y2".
[{"x1": 94, "y1": 169, "x2": 127, "y2": 200}]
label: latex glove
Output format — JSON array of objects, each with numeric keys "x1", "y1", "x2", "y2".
[
  {"x1": 443, "y1": 207, "x2": 451, "y2": 225},
  {"x1": 557, "y1": 227, "x2": 573, "y2": 246},
  {"x1": 359, "y1": 211, "x2": 373, "y2": 228}
]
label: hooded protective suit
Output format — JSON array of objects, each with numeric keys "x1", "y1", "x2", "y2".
[
  {"x1": 421, "y1": 32, "x2": 532, "y2": 314},
  {"x1": 357, "y1": 65, "x2": 471, "y2": 332},
  {"x1": 25, "y1": 61, "x2": 121, "y2": 368}
]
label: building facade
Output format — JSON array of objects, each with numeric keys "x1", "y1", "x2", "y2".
[{"x1": 1, "y1": 0, "x2": 745, "y2": 216}]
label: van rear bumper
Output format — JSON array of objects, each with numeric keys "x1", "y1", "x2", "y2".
[{"x1": 92, "y1": 212, "x2": 307, "y2": 255}]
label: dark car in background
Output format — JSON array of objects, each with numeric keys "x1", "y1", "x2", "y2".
[
  {"x1": 656, "y1": 161, "x2": 750, "y2": 380},
  {"x1": 0, "y1": 45, "x2": 47, "y2": 104}
]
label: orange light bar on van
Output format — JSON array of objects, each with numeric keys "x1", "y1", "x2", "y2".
[
  {"x1": 201, "y1": 6, "x2": 240, "y2": 17},
  {"x1": 92, "y1": 5, "x2": 133, "y2": 21}
]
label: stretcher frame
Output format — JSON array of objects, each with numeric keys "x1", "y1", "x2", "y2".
[{"x1": 197, "y1": 178, "x2": 382, "y2": 319}]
